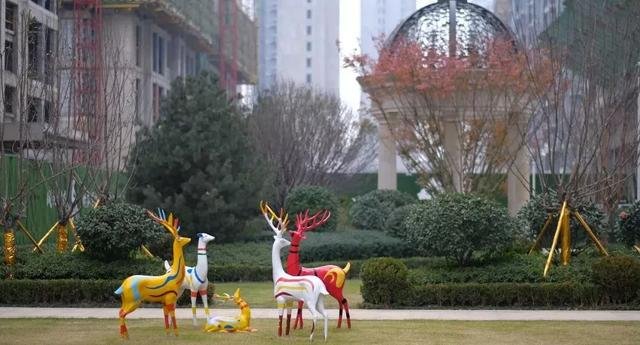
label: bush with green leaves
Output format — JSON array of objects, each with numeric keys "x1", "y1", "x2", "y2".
[
  {"x1": 384, "y1": 204, "x2": 420, "y2": 238},
  {"x1": 405, "y1": 193, "x2": 515, "y2": 266},
  {"x1": 517, "y1": 190, "x2": 605, "y2": 248},
  {"x1": 285, "y1": 186, "x2": 339, "y2": 232},
  {"x1": 76, "y1": 203, "x2": 163, "y2": 261},
  {"x1": 349, "y1": 190, "x2": 416, "y2": 231},
  {"x1": 617, "y1": 200, "x2": 640, "y2": 247},
  {"x1": 591, "y1": 255, "x2": 640, "y2": 303},
  {"x1": 360, "y1": 257, "x2": 411, "y2": 306}
]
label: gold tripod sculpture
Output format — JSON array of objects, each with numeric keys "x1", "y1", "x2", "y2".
[{"x1": 529, "y1": 199, "x2": 608, "y2": 277}]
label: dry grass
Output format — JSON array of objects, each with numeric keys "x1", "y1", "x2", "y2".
[{"x1": 0, "y1": 318, "x2": 638, "y2": 345}]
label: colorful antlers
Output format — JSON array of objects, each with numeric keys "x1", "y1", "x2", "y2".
[
  {"x1": 260, "y1": 201, "x2": 289, "y2": 236},
  {"x1": 146, "y1": 208, "x2": 181, "y2": 238},
  {"x1": 295, "y1": 209, "x2": 331, "y2": 234}
]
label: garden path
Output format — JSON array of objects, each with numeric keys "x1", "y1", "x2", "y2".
[{"x1": 1, "y1": 307, "x2": 639, "y2": 321}]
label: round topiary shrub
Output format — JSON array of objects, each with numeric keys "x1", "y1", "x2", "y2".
[
  {"x1": 360, "y1": 257, "x2": 411, "y2": 306},
  {"x1": 591, "y1": 255, "x2": 640, "y2": 303},
  {"x1": 384, "y1": 203, "x2": 420, "y2": 238},
  {"x1": 76, "y1": 202, "x2": 164, "y2": 262},
  {"x1": 285, "y1": 186, "x2": 339, "y2": 232},
  {"x1": 517, "y1": 190, "x2": 605, "y2": 249},
  {"x1": 405, "y1": 193, "x2": 515, "y2": 266},
  {"x1": 349, "y1": 190, "x2": 416, "y2": 231},
  {"x1": 618, "y1": 201, "x2": 640, "y2": 247}
]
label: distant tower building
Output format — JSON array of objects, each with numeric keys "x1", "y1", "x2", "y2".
[
  {"x1": 360, "y1": 0, "x2": 415, "y2": 62},
  {"x1": 510, "y1": 0, "x2": 564, "y2": 46},
  {"x1": 359, "y1": 0, "x2": 415, "y2": 173},
  {"x1": 257, "y1": 0, "x2": 340, "y2": 95}
]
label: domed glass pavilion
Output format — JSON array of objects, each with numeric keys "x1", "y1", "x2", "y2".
[{"x1": 360, "y1": 0, "x2": 531, "y2": 215}]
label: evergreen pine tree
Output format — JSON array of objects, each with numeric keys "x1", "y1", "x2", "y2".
[{"x1": 127, "y1": 73, "x2": 264, "y2": 242}]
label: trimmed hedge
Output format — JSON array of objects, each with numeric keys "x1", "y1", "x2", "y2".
[
  {"x1": 0, "y1": 279, "x2": 213, "y2": 306},
  {"x1": 409, "y1": 282, "x2": 603, "y2": 308},
  {"x1": 5, "y1": 252, "x2": 165, "y2": 280},
  {"x1": 360, "y1": 257, "x2": 411, "y2": 306},
  {"x1": 591, "y1": 256, "x2": 640, "y2": 303},
  {"x1": 408, "y1": 253, "x2": 593, "y2": 284}
]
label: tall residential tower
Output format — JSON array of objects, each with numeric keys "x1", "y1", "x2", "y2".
[{"x1": 258, "y1": 0, "x2": 340, "y2": 95}]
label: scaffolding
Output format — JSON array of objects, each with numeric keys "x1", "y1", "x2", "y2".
[{"x1": 72, "y1": 0, "x2": 104, "y2": 165}]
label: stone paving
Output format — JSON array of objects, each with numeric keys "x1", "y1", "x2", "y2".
[{"x1": 1, "y1": 307, "x2": 639, "y2": 321}]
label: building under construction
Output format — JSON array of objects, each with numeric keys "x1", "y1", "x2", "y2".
[{"x1": 1, "y1": 0, "x2": 257, "y2": 157}]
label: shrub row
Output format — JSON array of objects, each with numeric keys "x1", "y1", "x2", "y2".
[
  {"x1": 0, "y1": 279, "x2": 213, "y2": 306},
  {"x1": 408, "y1": 253, "x2": 593, "y2": 284},
  {"x1": 409, "y1": 283, "x2": 604, "y2": 307},
  {"x1": 191, "y1": 229, "x2": 415, "y2": 266},
  {"x1": 361, "y1": 256, "x2": 640, "y2": 308}
]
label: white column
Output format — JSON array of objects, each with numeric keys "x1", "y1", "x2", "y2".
[
  {"x1": 507, "y1": 122, "x2": 530, "y2": 216},
  {"x1": 377, "y1": 121, "x2": 397, "y2": 190},
  {"x1": 443, "y1": 121, "x2": 462, "y2": 192}
]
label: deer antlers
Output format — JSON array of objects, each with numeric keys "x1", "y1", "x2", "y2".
[
  {"x1": 260, "y1": 201, "x2": 289, "y2": 237},
  {"x1": 146, "y1": 208, "x2": 181, "y2": 238},
  {"x1": 295, "y1": 209, "x2": 331, "y2": 235}
]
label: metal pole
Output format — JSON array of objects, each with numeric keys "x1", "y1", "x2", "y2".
[{"x1": 449, "y1": 0, "x2": 457, "y2": 58}]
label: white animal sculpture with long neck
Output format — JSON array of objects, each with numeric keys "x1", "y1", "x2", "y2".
[
  {"x1": 261, "y1": 201, "x2": 329, "y2": 341},
  {"x1": 164, "y1": 232, "x2": 215, "y2": 325}
]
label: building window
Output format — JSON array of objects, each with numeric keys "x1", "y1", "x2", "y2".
[
  {"x1": 152, "y1": 32, "x2": 165, "y2": 75},
  {"x1": 4, "y1": 39, "x2": 15, "y2": 72},
  {"x1": 306, "y1": 57, "x2": 311, "y2": 68},
  {"x1": 135, "y1": 25, "x2": 141, "y2": 67},
  {"x1": 4, "y1": 86, "x2": 15, "y2": 116},
  {"x1": 28, "y1": 98, "x2": 41, "y2": 122},
  {"x1": 152, "y1": 83, "x2": 165, "y2": 120},
  {"x1": 28, "y1": 21, "x2": 42, "y2": 79},
  {"x1": 306, "y1": 42, "x2": 311, "y2": 51},
  {"x1": 306, "y1": 9, "x2": 312, "y2": 19},
  {"x1": 306, "y1": 25, "x2": 311, "y2": 35},
  {"x1": 5, "y1": 2, "x2": 17, "y2": 32},
  {"x1": 135, "y1": 78, "x2": 141, "y2": 121},
  {"x1": 306, "y1": 74, "x2": 312, "y2": 83},
  {"x1": 44, "y1": 101, "x2": 52, "y2": 123},
  {"x1": 44, "y1": 28, "x2": 54, "y2": 85}
]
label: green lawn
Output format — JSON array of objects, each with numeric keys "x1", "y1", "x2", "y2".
[
  {"x1": 212, "y1": 279, "x2": 363, "y2": 309},
  {"x1": 0, "y1": 318, "x2": 638, "y2": 345}
]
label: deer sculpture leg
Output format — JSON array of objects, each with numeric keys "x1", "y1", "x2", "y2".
[
  {"x1": 162, "y1": 304, "x2": 170, "y2": 335},
  {"x1": 317, "y1": 297, "x2": 329, "y2": 341},
  {"x1": 168, "y1": 303, "x2": 178, "y2": 336},
  {"x1": 294, "y1": 301, "x2": 304, "y2": 329},
  {"x1": 200, "y1": 288, "x2": 210, "y2": 319},
  {"x1": 285, "y1": 304, "x2": 292, "y2": 335},
  {"x1": 189, "y1": 290, "x2": 198, "y2": 325}
]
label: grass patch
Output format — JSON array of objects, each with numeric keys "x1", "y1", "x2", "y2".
[
  {"x1": 0, "y1": 318, "x2": 638, "y2": 345},
  {"x1": 212, "y1": 279, "x2": 363, "y2": 309}
]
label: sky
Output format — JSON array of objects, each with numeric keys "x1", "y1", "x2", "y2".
[{"x1": 339, "y1": 0, "x2": 495, "y2": 113}]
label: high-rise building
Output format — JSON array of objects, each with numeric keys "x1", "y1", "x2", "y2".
[
  {"x1": 510, "y1": 0, "x2": 564, "y2": 46},
  {"x1": 360, "y1": 0, "x2": 415, "y2": 62},
  {"x1": 1, "y1": 0, "x2": 60, "y2": 148},
  {"x1": 258, "y1": 0, "x2": 340, "y2": 95}
]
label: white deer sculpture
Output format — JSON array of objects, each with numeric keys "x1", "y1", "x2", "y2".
[
  {"x1": 164, "y1": 232, "x2": 215, "y2": 325},
  {"x1": 260, "y1": 201, "x2": 329, "y2": 341}
]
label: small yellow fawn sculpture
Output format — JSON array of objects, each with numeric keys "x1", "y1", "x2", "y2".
[
  {"x1": 204, "y1": 288, "x2": 256, "y2": 333},
  {"x1": 115, "y1": 209, "x2": 190, "y2": 339}
]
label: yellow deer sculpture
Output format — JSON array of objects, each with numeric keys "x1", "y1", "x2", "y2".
[
  {"x1": 115, "y1": 209, "x2": 191, "y2": 339},
  {"x1": 204, "y1": 288, "x2": 256, "y2": 333}
]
